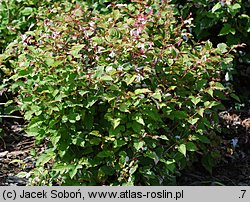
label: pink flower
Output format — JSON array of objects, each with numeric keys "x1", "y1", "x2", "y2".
[{"x1": 148, "y1": 9, "x2": 153, "y2": 15}]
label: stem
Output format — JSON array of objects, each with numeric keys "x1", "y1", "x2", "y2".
[{"x1": 0, "y1": 115, "x2": 23, "y2": 119}]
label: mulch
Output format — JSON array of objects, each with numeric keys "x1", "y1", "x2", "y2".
[{"x1": 0, "y1": 121, "x2": 37, "y2": 186}]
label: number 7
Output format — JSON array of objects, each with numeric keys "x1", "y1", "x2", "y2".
[{"x1": 241, "y1": 190, "x2": 246, "y2": 198}]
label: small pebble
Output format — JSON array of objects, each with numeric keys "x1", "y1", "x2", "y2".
[{"x1": 0, "y1": 151, "x2": 9, "y2": 158}]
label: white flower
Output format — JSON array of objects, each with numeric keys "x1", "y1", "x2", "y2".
[
  {"x1": 89, "y1": 21, "x2": 95, "y2": 27},
  {"x1": 125, "y1": 156, "x2": 129, "y2": 163},
  {"x1": 106, "y1": 66, "x2": 112, "y2": 72},
  {"x1": 123, "y1": 156, "x2": 130, "y2": 167},
  {"x1": 21, "y1": 34, "x2": 28, "y2": 42},
  {"x1": 109, "y1": 51, "x2": 116, "y2": 58},
  {"x1": 135, "y1": 75, "x2": 143, "y2": 82},
  {"x1": 97, "y1": 46, "x2": 105, "y2": 53},
  {"x1": 117, "y1": 66, "x2": 123, "y2": 71},
  {"x1": 153, "y1": 152, "x2": 159, "y2": 165},
  {"x1": 231, "y1": 138, "x2": 238, "y2": 148}
]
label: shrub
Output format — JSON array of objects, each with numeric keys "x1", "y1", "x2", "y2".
[{"x1": 2, "y1": 1, "x2": 235, "y2": 185}]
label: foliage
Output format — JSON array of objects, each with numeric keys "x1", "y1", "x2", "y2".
[
  {"x1": 171, "y1": 0, "x2": 249, "y2": 45},
  {"x1": 0, "y1": 0, "x2": 79, "y2": 138},
  {"x1": 2, "y1": 1, "x2": 236, "y2": 185},
  {"x1": 171, "y1": 0, "x2": 250, "y2": 104},
  {"x1": 0, "y1": 0, "x2": 79, "y2": 53}
]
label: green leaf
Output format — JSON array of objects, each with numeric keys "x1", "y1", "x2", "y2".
[
  {"x1": 206, "y1": 88, "x2": 214, "y2": 97},
  {"x1": 72, "y1": 135, "x2": 85, "y2": 147},
  {"x1": 89, "y1": 137, "x2": 102, "y2": 145},
  {"x1": 134, "y1": 141, "x2": 144, "y2": 151},
  {"x1": 109, "y1": 125, "x2": 125, "y2": 137},
  {"x1": 109, "y1": 28, "x2": 120, "y2": 39},
  {"x1": 211, "y1": 2, "x2": 221, "y2": 13},
  {"x1": 214, "y1": 82, "x2": 225, "y2": 90},
  {"x1": 126, "y1": 74, "x2": 137, "y2": 85},
  {"x1": 25, "y1": 126, "x2": 40, "y2": 136},
  {"x1": 68, "y1": 112, "x2": 81, "y2": 123},
  {"x1": 188, "y1": 117, "x2": 199, "y2": 125},
  {"x1": 193, "y1": 134, "x2": 210, "y2": 144},
  {"x1": 143, "y1": 107, "x2": 162, "y2": 121},
  {"x1": 169, "y1": 111, "x2": 187, "y2": 120},
  {"x1": 196, "y1": 80, "x2": 207, "y2": 90},
  {"x1": 217, "y1": 43, "x2": 228, "y2": 54},
  {"x1": 230, "y1": 93, "x2": 240, "y2": 102},
  {"x1": 24, "y1": 110, "x2": 33, "y2": 120},
  {"x1": 114, "y1": 140, "x2": 127, "y2": 148},
  {"x1": 119, "y1": 103, "x2": 129, "y2": 112},
  {"x1": 112, "y1": 118, "x2": 121, "y2": 129},
  {"x1": 16, "y1": 172, "x2": 28, "y2": 178},
  {"x1": 134, "y1": 88, "x2": 151, "y2": 95},
  {"x1": 45, "y1": 58, "x2": 55, "y2": 67},
  {"x1": 151, "y1": 90, "x2": 162, "y2": 101},
  {"x1": 79, "y1": 90, "x2": 89, "y2": 96},
  {"x1": 69, "y1": 165, "x2": 82, "y2": 179},
  {"x1": 89, "y1": 130, "x2": 102, "y2": 137},
  {"x1": 186, "y1": 142, "x2": 198, "y2": 151},
  {"x1": 97, "y1": 150, "x2": 113, "y2": 158},
  {"x1": 218, "y1": 24, "x2": 236, "y2": 36},
  {"x1": 205, "y1": 40, "x2": 213, "y2": 50},
  {"x1": 231, "y1": 3, "x2": 241, "y2": 10},
  {"x1": 69, "y1": 44, "x2": 85, "y2": 58},
  {"x1": 51, "y1": 59, "x2": 62, "y2": 67},
  {"x1": 36, "y1": 149, "x2": 55, "y2": 166},
  {"x1": 168, "y1": 86, "x2": 177, "y2": 91},
  {"x1": 201, "y1": 155, "x2": 215, "y2": 174},
  {"x1": 228, "y1": 3, "x2": 241, "y2": 16},
  {"x1": 128, "y1": 4, "x2": 135, "y2": 12},
  {"x1": 21, "y1": 7, "x2": 33, "y2": 16},
  {"x1": 9, "y1": 159, "x2": 25, "y2": 166},
  {"x1": 204, "y1": 101, "x2": 219, "y2": 108},
  {"x1": 101, "y1": 75, "x2": 113, "y2": 81},
  {"x1": 189, "y1": 96, "x2": 201, "y2": 105},
  {"x1": 113, "y1": 9, "x2": 121, "y2": 21},
  {"x1": 159, "y1": 135, "x2": 169, "y2": 140},
  {"x1": 53, "y1": 164, "x2": 74, "y2": 174},
  {"x1": 160, "y1": 159, "x2": 176, "y2": 173},
  {"x1": 144, "y1": 151, "x2": 159, "y2": 163},
  {"x1": 19, "y1": 69, "x2": 30, "y2": 76},
  {"x1": 50, "y1": 135, "x2": 61, "y2": 146},
  {"x1": 62, "y1": 115, "x2": 68, "y2": 123},
  {"x1": 94, "y1": 67, "x2": 104, "y2": 79},
  {"x1": 133, "y1": 115, "x2": 145, "y2": 125},
  {"x1": 130, "y1": 121, "x2": 142, "y2": 133},
  {"x1": 100, "y1": 165, "x2": 115, "y2": 176},
  {"x1": 92, "y1": 36, "x2": 103, "y2": 44},
  {"x1": 170, "y1": 47, "x2": 179, "y2": 58},
  {"x1": 197, "y1": 108, "x2": 205, "y2": 117},
  {"x1": 129, "y1": 164, "x2": 138, "y2": 175},
  {"x1": 27, "y1": 118, "x2": 43, "y2": 129},
  {"x1": 178, "y1": 144, "x2": 186, "y2": 156}
]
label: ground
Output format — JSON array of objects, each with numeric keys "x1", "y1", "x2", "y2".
[{"x1": 0, "y1": 110, "x2": 249, "y2": 186}]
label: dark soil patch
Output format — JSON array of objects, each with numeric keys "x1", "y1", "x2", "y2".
[{"x1": 0, "y1": 121, "x2": 42, "y2": 186}]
